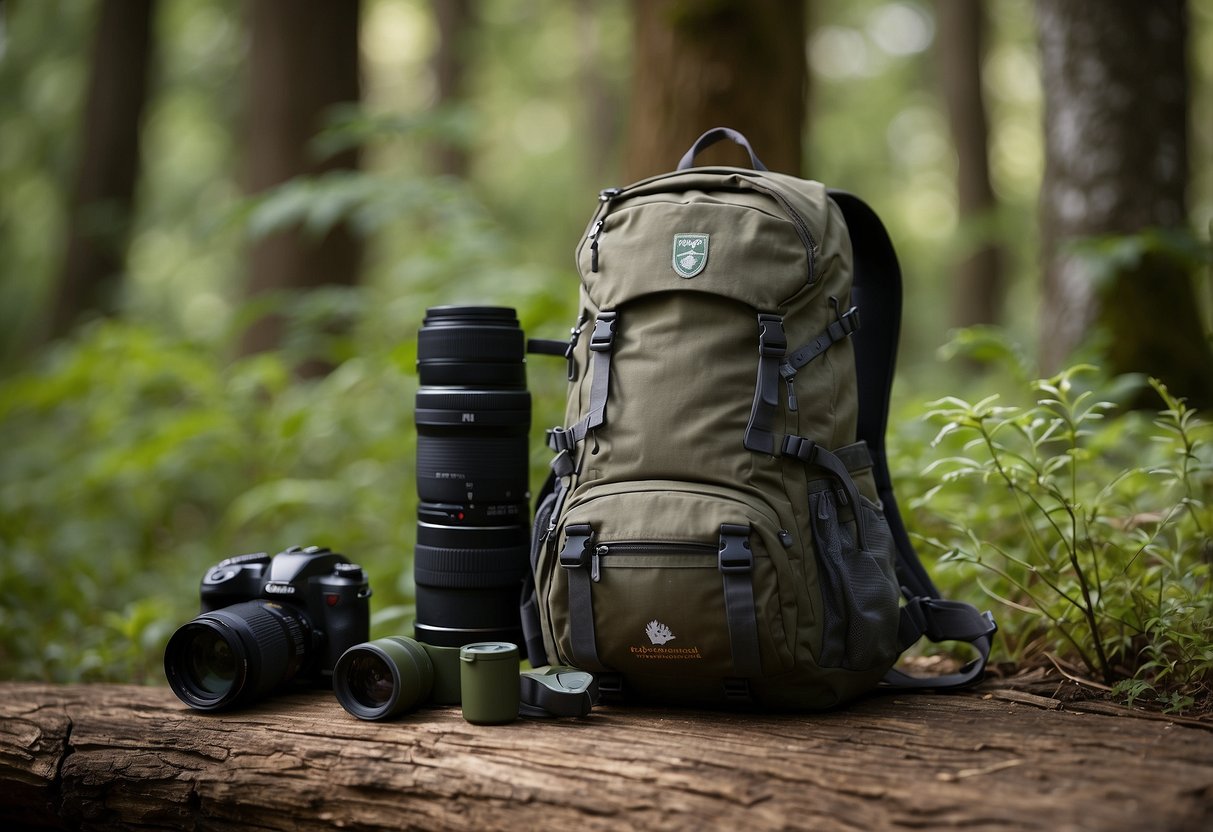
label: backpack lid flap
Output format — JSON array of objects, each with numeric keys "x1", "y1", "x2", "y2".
[{"x1": 577, "y1": 171, "x2": 838, "y2": 311}]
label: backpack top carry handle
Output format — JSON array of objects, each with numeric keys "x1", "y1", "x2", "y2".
[{"x1": 677, "y1": 126, "x2": 770, "y2": 172}]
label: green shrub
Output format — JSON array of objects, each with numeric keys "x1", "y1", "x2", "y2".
[{"x1": 906, "y1": 365, "x2": 1213, "y2": 711}]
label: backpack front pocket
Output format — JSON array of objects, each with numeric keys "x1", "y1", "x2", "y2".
[{"x1": 544, "y1": 482, "x2": 796, "y2": 679}]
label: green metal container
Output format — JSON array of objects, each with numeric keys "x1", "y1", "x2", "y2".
[{"x1": 459, "y1": 641, "x2": 520, "y2": 725}]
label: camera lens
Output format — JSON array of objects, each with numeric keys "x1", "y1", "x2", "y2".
[
  {"x1": 345, "y1": 652, "x2": 395, "y2": 709},
  {"x1": 185, "y1": 627, "x2": 237, "y2": 695},
  {"x1": 414, "y1": 306, "x2": 531, "y2": 647},
  {"x1": 164, "y1": 600, "x2": 310, "y2": 711},
  {"x1": 333, "y1": 636, "x2": 434, "y2": 721}
]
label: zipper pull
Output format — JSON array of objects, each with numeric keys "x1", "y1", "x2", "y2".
[
  {"x1": 779, "y1": 363, "x2": 798, "y2": 412},
  {"x1": 592, "y1": 545, "x2": 607, "y2": 582},
  {"x1": 778, "y1": 529, "x2": 794, "y2": 548},
  {"x1": 587, "y1": 220, "x2": 604, "y2": 272},
  {"x1": 599, "y1": 187, "x2": 622, "y2": 202}
]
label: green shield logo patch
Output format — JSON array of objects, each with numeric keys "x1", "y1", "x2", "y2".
[{"x1": 672, "y1": 233, "x2": 709, "y2": 278}]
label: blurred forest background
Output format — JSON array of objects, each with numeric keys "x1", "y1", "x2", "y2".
[{"x1": 1, "y1": 0, "x2": 1210, "y2": 707}]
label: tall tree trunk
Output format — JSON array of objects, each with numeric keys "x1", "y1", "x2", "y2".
[
  {"x1": 623, "y1": 0, "x2": 807, "y2": 181},
  {"x1": 241, "y1": 0, "x2": 363, "y2": 363},
  {"x1": 1036, "y1": 0, "x2": 1213, "y2": 405},
  {"x1": 937, "y1": 0, "x2": 1004, "y2": 330},
  {"x1": 577, "y1": 0, "x2": 624, "y2": 184},
  {"x1": 429, "y1": 0, "x2": 477, "y2": 178},
  {"x1": 49, "y1": 0, "x2": 156, "y2": 339}
]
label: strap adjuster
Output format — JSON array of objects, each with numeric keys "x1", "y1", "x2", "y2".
[
  {"x1": 546, "y1": 426, "x2": 576, "y2": 453},
  {"x1": 718, "y1": 524, "x2": 753, "y2": 573},
  {"x1": 781, "y1": 434, "x2": 817, "y2": 464},
  {"x1": 589, "y1": 311, "x2": 617, "y2": 352}
]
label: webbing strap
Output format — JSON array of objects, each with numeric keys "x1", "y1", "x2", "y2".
[
  {"x1": 719, "y1": 524, "x2": 763, "y2": 678},
  {"x1": 743, "y1": 314, "x2": 787, "y2": 455},
  {"x1": 781, "y1": 306, "x2": 861, "y2": 376},
  {"x1": 829, "y1": 189, "x2": 995, "y2": 689},
  {"x1": 558, "y1": 524, "x2": 608, "y2": 672},
  {"x1": 585, "y1": 311, "x2": 616, "y2": 431},
  {"x1": 781, "y1": 435, "x2": 868, "y2": 551},
  {"x1": 882, "y1": 599, "x2": 996, "y2": 689},
  {"x1": 547, "y1": 310, "x2": 617, "y2": 452}
]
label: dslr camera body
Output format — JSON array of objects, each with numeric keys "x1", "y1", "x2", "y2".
[{"x1": 165, "y1": 545, "x2": 371, "y2": 711}]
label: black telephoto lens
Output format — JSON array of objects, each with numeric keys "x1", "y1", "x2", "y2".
[
  {"x1": 414, "y1": 306, "x2": 531, "y2": 647},
  {"x1": 164, "y1": 600, "x2": 310, "y2": 711}
]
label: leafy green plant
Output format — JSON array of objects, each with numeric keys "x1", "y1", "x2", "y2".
[{"x1": 912, "y1": 365, "x2": 1213, "y2": 709}]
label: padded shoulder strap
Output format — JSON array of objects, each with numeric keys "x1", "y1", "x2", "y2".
[{"x1": 828, "y1": 190, "x2": 996, "y2": 690}]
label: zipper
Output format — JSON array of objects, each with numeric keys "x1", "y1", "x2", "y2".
[
  {"x1": 744, "y1": 180, "x2": 816, "y2": 284},
  {"x1": 591, "y1": 540, "x2": 717, "y2": 582},
  {"x1": 588, "y1": 532, "x2": 793, "y2": 580},
  {"x1": 587, "y1": 220, "x2": 604, "y2": 272},
  {"x1": 585, "y1": 188, "x2": 621, "y2": 274}
]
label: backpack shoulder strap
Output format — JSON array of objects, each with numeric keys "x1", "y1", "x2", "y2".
[{"x1": 828, "y1": 190, "x2": 996, "y2": 690}]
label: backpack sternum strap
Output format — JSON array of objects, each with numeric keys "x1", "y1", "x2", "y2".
[
  {"x1": 718, "y1": 524, "x2": 763, "y2": 678},
  {"x1": 559, "y1": 524, "x2": 609, "y2": 672},
  {"x1": 743, "y1": 314, "x2": 787, "y2": 455}
]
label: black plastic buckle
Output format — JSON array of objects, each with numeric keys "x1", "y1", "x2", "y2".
[
  {"x1": 718, "y1": 524, "x2": 753, "y2": 573},
  {"x1": 723, "y1": 678, "x2": 752, "y2": 702},
  {"x1": 559, "y1": 525, "x2": 595, "y2": 569},
  {"x1": 757, "y1": 314, "x2": 787, "y2": 358},
  {"x1": 781, "y1": 434, "x2": 817, "y2": 464},
  {"x1": 589, "y1": 311, "x2": 617, "y2": 352},
  {"x1": 595, "y1": 673, "x2": 624, "y2": 703}
]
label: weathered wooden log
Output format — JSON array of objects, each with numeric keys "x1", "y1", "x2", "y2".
[{"x1": 1, "y1": 682, "x2": 1210, "y2": 831}]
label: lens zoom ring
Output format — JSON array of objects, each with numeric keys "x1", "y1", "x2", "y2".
[
  {"x1": 414, "y1": 545, "x2": 528, "y2": 588},
  {"x1": 418, "y1": 329, "x2": 523, "y2": 362},
  {"x1": 415, "y1": 389, "x2": 531, "y2": 412}
]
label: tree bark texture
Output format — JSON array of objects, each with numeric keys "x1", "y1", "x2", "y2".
[
  {"x1": 936, "y1": 0, "x2": 1004, "y2": 330},
  {"x1": 429, "y1": 0, "x2": 477, "y2": 178},
  {"x1": 49, "y1": 0, "x2": 156, "y2": 340},
  {"x1": 241, "y1": 0, "x2": 364, "y2": 361},
  {"x1": 1036, "y1": 0, "x2": 1213, "y2": 404},
  {"x1": 623, "y1": 0, "x2": 807, "y2": 181},
  {"x1": 2, "y1": 683, "x2": 1211, "y2": 831}
]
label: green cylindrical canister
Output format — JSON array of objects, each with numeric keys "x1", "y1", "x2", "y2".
[
  {"x1": 421, "y1": 642, "x2": 464, "y2": 705},
  {"x1": 459, "y1": 641, "x2": 520, "y2": 725}
]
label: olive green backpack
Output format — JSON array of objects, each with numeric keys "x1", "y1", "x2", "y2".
[{"x1": 521, "y1": 128, "x2": 995, "y2": 709}]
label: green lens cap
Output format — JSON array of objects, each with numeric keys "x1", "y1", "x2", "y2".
[{"x1": 519, "y1": 666, "x2": 597, "y2": 718}]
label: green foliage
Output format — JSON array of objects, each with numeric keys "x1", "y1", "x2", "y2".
[
  {"x1": 906, "y1": 362, "x2": 1213, "y2": 708},
  {"x1": 0, "y1": 149, "x2": 575, "y2": 683},
  {"x1": 0, "y1": 318, "x2": 417, "y2": 681}
]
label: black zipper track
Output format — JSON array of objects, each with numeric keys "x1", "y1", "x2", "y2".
[{"x1": 595, "y1": 540, "x2": 717, "y2": 556}]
